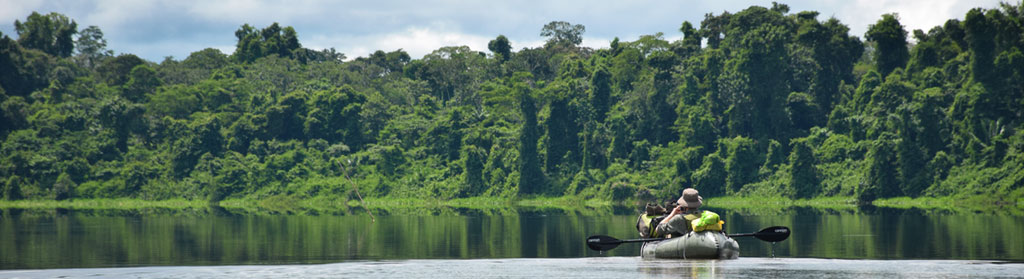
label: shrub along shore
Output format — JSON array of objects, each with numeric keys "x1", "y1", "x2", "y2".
[{"x1": 2, "y1": 196, "x2": 1020, "y2": 215}]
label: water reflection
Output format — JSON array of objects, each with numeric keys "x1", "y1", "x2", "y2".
[
  {"x1": 637, "y1": 259, "x2": 726, "y2": 278},
  {"x1": 1, "y1": 205, "x2": 1022, "y2": 269}
]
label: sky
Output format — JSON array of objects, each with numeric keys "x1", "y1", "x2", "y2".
[{"x1": 0, "y1": 0, "x2": 1009, "y2": 63}]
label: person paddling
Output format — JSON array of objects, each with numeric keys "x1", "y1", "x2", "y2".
[{"x1": 655, "y1": 188, "x2": 723, "y2": 237}]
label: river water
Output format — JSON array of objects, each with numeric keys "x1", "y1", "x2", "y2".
[
  {"x1": 3, "y1": 257, "x2": 1022, "y2": 278},
  {"x1": 1, "y1": 206, "x2": 1023, "y2": 278}
]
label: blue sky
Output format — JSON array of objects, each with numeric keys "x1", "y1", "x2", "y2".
[{"x1": 0, "y1": 0, "x2": 1007, "y2": 62}]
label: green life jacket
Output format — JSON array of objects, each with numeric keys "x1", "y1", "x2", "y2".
[{"x1": 638, "y1": 213, "x2": 667, "y2": 238}]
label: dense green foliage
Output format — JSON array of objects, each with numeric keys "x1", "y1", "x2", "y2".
[{"x1": 1, "y1": 3, "x2": 1023, "y2": 205}]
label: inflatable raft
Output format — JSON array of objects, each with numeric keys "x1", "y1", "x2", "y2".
[{"x1": 640, "y1": 231, "x2": 740, "y2": 259}]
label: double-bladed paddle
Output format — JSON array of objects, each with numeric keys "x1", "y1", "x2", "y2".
[
  {"x1": 586, "y1": 226, "x2": 791, "y2": 251},
  {"x1": 727, "y1": 226, "x2": 790, "y2": 242}
]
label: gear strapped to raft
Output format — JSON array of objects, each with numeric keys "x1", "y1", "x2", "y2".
[{"x1": 638, "y1": 210, "x2": 724, "y2": 238}]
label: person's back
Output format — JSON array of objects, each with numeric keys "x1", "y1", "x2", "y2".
[
  {"x1": 654, "y1": 188, "x2": 723, "y2": 237},
  {"x1": 655, "y1": 207, "x2": 703, "y2": 237}
]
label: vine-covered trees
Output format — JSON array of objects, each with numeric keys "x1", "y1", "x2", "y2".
[
  {"x1": 865, "y1": 14, "x2": 909, "y2": 77},
  {"x1": 517, "y1": 85, "x2": 545, "y2": 195},
  {"x1": 1, "y1": 4, "x2": 1023, "y2": 203},
  {"x1": 692, "y1": 153, "x2": 726, "y2": 197},
  {"x1": 719, "y1": 6, "x2": 793, "y2": 142},
  {"x1": 789, "y1": 138, "x2": 820, "y2": 198},
  {"x1": 724, "y1": 137, "x2": 758, "y2": 194},
  {"x1": 861, "y1": 134, "x2": 902, "y2": 202}
]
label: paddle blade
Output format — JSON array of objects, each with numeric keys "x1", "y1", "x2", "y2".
[
  {"x1": 754, "y1": 226, "x2": 791, "y2": 242},
  {"x1": 586, "y1": 235, "x2": 623, "y2": 251}
]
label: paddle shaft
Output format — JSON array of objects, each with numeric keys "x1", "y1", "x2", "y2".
[
  {"x1": 586, "y1": 226, "x2": 790, "y2": 251},
  {"x1": 609, "y1": 232, "x2": 763, "y2": 241},
  {"x1": 613, "y1": 238, "x2": 663, "y2": 244},
  {"x1": 728, "y1": 232, "x2": 757, "y2": 237},
  {"x1": 733, "y1": 226, "x2": 790, "y2": 242}
]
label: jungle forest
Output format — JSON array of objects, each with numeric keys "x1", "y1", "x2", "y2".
[{"x1": 1, "y1": 3, "x2": 1022, "y2": 207}]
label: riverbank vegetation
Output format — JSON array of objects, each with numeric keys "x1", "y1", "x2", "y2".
[{"x1": 2, "y1": 3, "x2": 1022, "y2": 210}]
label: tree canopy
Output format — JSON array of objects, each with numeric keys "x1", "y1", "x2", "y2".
[
  {"x1": 541, "y1": 21, "x2": 586, "y2": 48},
  {"x1": 1, "y1": 4, "x2": 1023, "y2": 205}
]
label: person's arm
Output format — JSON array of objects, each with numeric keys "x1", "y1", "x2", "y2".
[
  {"x1": 655, "y1": 206, "x2": 683, "y2": 237},
  {"x1": 660, "y1": 205, "x2": 683, "y2": 225}
]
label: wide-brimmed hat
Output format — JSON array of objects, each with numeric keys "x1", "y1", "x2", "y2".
[{"x1": 677, "y1": 188, "x2": 703, "y2": 208}]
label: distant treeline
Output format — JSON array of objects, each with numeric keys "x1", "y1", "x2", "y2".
[{"x1": 1, "y1": 3, "x2": 1022, "y2": 204}]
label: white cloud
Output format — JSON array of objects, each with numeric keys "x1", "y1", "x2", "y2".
[
  {"x1": 0, "y1": 0, "x2": 44, "y2": 26},
  {"x1": 307, "y1": 26, "x2": 492, "y2": 60},
  {"x1": 83, "y1": 0, "x2": 159, "y2": 28},
  {"x1": 0, "y1": 0, "x2": 1012, "y2": 62},
  {"x1": 121, "y1": 40, "x2": 235, "y2": 61},
  {"x1": 835, "y1": 0, "x2": 1001, "y2": 40},
  {"x1": 182, "y1": 0, "x2": 318, "y2": 24},
  {"x1": 309, "y1": 31, "x2": 615, "y2": 61}
]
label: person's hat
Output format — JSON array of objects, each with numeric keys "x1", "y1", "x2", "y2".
[{"x1": 677, "y1": 188, "x2": 703, "y2": 208}]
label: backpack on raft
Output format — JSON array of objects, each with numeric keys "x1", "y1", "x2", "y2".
[
  {"x1": 687, "y1": 210, "x2": 724, "y2": 232},
  {"x1": 636, "y1": 203, "x2": 668, "y2": 238},
  {"x1": 637, "y1": 213, "x2": 668, "y2": 238}
]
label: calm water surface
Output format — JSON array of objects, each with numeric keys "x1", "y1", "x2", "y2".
[
  {"x1": 1, "y1": 206, "x2": 1023, "y2": 278},
  {"x1": 3, "y1": 258, "x2": 1023, "y2": 278}
]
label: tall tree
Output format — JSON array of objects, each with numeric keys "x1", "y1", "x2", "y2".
[
  {"x1": 861, "y1": 133, "x2": 902, "y2": 202},
  {"x1": 700, "y1": 12, "x2": 731, "y2": 49},
  {"x1": 720, "y1": 6, "x2": 792, "y2": 141},
  {"x1": 544, "y1": 89, "x2": 577, "y2": 174},
  {"x1": 796, "y1": 15, "x2": 863, "y2": 116},
  {"x1": 488, "y1": 35, "x2": 512, "y2": 63},
  {"x1": 691, "y1": 153, "x2": 726, "y2": 197},
  {"x1": 865, "y1": 14, "x2": 909, "y2": 77},
  {"x1": 540, "y1": 21, "x2": 585, "y2": 48},
  {"x1": 789, "y1": 138, "x2": 820, "y2": 198},
  {"x1": 724, "y1": 136, "x2": 758, "y2": 194},
  {"x1": 675, "y1": 21, "x2": 702, "y2": 57},
  {"x1": 407, "y1": 46, "x2": 488, "y2": 103},
  {"x1": 0, "y1": 34, "x2": 56, "y2": 96},
  {"x1": 233, "y1": 23, "x2": 302, "y2": 63},
  {"x1": 461, "y1": 144, "x2": 487, "y2": 197},
  {"x1": 517, "y1": 85, "x2": 545, "y2": 194},
  {"x1": 896, "y1": 107, "x2": 929, "y2": 197},
  {"x1": 75, "y1": 25, "x2": 112, "y2": 69},
  {"x1": 963, "y1": 8, "x2": 999, "y2": 88},
  {"x1": 647, "y1": 50, "x2": 678, "y2": 145},
  {"x1": 589, "y1": 66, "x2": 611, "y2": 123},
  {"x1": 580, "y1": 123, "x2": 607, "y2": 170},
  {"x1": 14, "y1": 12, "x2": 77, "y2": 57}
]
